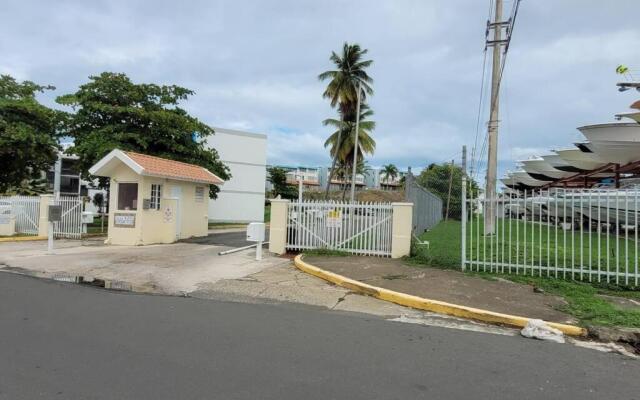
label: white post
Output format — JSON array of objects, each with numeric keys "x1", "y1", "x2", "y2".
[
  {"x1": 461, "y1": 146, "x2": 467, "y2": 271},
  {"x1": 47, "y1": 221, "x2": 54, "y2": 254},
  {"x1": 297, "y1": 169, "x2": 303, "y2": 203},
  {"x1": 350, "y1": 81, "x2": 362, "y2": 202},
  {"x1": 256, "y1": 240, "x2": 263, "y2": 261}
]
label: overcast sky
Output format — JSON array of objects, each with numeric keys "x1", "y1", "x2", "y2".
[{"x1": 2, "y1": 0, "x2": 639, "y2": 178}]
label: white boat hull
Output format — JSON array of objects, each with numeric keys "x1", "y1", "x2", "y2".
[{"x1": 578, "y1": 123, "x2": 640, "y2": 143}]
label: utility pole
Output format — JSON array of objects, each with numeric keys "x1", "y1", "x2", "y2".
[
  {"x1": 484, "y1": 0, "x2": 506, "y2": 235},
  {"x1": 350, "y1": 81, "x2": 362, "y2": 202}
]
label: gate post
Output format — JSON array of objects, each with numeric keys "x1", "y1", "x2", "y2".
[
  {"x1": 391, "y1": 202, "x2": 413, "y2": 258},
  {"x1": 268, "y1": 199, "x2": 289, "y2": 255},
  {"x1": 38, "y1": 194, "x2": 53, "y2": 237}
]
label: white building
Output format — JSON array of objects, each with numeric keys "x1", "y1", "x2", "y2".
[{"x1": 205, "y1": 127, "x2": 267, "y2": 223}]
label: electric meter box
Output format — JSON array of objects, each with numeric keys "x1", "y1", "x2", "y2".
[{"x1": 246, "y1": 222, "x2": 265, "y2": 242}]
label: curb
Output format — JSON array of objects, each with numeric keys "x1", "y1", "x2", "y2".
[
  {"x1": 294, "y1": 255, "x2": 587, "y2": 337},
  {"x1": 0, "y1": 236, "x2": 47, "y2": 243}
]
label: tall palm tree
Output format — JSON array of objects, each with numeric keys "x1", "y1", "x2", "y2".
[
  {"x1": 318, "y1": 42, "x2": 374, "y2": 198},
  {"x1": 381, "y1": 164, "x2": 399, "y2": 184}
]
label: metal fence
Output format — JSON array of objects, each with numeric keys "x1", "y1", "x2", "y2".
[
  {"x1": 404, "y1": 172, "x2": 443, "y2": 233},
  {"x1": 463, "y1": 187, "x2": 640, "y2": 286},
  {"x1": 0, "y1": 196, "x2": 40, "y2": 235},
  {"x1": 286, "y1": 200, "x2": 393, "y2": 256},
  {"x1": 52, "y1": 196, "x2": 83, "y2": 239}
]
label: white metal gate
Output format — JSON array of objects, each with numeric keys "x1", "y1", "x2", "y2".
[
  {"x1": 52, "y1": 196, "x2": 83, "y2": 239},
  {"x1": 0, "y1": 196, "x2": 40, "y2": 235},
  {"x1": 286, "y1": 201, "x2": 393, "y2": 256}
]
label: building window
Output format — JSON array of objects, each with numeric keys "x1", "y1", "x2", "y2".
[
  {"x1": 117, "y1": 182, "x2": 138, "y2": 210},
  {"x1": 195, "y1": 186, "x2": 205, "y2": 202},
  {"x1": 150, "y1": 184, "x2": 162, "y2": 210}
]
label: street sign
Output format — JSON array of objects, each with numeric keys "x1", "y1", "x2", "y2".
[{"x1": 48, "y1": 205, "x2": 62, "y2": 222}]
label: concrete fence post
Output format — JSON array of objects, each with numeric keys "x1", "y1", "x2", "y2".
[
  {"x1": 268, "y1": 199, "x2": 289, "y2": 255},
  {"x1": 391, "y1": 202, "x2": 413, "y2": 259},
  {"x1": 38, "y1": 194, "x2": 53, "y2": 237}
]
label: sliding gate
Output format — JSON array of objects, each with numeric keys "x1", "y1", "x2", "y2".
[{"x1": 286, "y1": 201, "x2": 393, "y2": 256}]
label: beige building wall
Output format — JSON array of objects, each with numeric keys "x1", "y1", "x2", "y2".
[
  {"x1": 106, "y1": 164, "x2": 209, "y2": 246},
  {"x1": 107, "y1": 164, "x2": 144, "y2": 245}
]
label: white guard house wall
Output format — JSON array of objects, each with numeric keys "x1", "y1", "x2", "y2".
[{"x1": 205, "y1": 128, "x2": 267, "y2": 223}]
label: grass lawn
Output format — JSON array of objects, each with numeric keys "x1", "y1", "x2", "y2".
[
  {"x1": 208, "y1": 204, "x2": 271, "y2": 229},
  {"x1": 416, "y1": 219, "x2": 639, "y2": 282},
  {"x1": 412, "y1": 220, "x2": 640, "y2": 328}
]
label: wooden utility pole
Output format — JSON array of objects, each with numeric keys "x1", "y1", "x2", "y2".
[{"x1": 484, "y1": 0, "x2": 504, "y2": 235}]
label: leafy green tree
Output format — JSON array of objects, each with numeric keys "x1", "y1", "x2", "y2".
[
  {"x1": 57, "y1": 72, "x2": 230, "y2": 198},
  {"x1": 417, "y1": 163, "x2": 479, "y2": 220},
  {"x1": 318, "y1": 42, "x2": 374, "y2": 198},
  {"x1": 267, "y1": 167, "x2": 297, "y2": 200},
  {"x1": 0, "y1": 75, "x2": 60, "y2": 194},
  {"x1": 381, "y1": 164, "x2": 399, "y2": 183}
]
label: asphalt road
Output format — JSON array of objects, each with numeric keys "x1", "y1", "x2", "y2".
[
  {"x1": 183, "y1": 230, "x2": 269, "y2": 248},
  {"x1": 1, "y1": 273, "x2": 638, "y2": 400}
]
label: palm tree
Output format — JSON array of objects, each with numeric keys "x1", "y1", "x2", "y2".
[
  {"x1": 323, "y1": 105, "x2": 376, "y2": 166},
  {"x1": 318, "y1": 42, "x2": 374, "y2": 198},
  {"x1": 381, "y1": 164, "x2": 399, "y2": 184}
]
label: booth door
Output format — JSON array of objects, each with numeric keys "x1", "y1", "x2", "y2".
[{"x1": 170, "y1": 186, "x2": 182, "y2": 239}]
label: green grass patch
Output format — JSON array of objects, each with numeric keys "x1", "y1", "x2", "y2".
[
  {"x1": 411, "y1": 220, "x2": 462, "y2": 268},
  {"x1": 410, "y1": 220, "x2": 640, "y2": 327},
  {"x1": 471, "y1": 271, "x2": 640, "y2": 328}
]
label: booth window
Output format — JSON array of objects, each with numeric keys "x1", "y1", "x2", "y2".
[
  {"x1": 150, "y1": 184, "x2": 162, "y2": 210},
  {"x1": 117, "y1": 182, "x2": 138, "y2": 210},
  {"x1": 195, "y1": 186, "x2": 205, "y2": 202}
]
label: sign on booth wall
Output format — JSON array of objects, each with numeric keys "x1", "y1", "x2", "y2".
[
  {"x1": 326, "y1": 209, "x2": 342, "y2": 228},
  {"x1": 163, "y1": 207, "x2": 173, "y2": 223},
  {"x1": 0, "y1": 215, "x2": 11, "y2": 225},
  {"x1": 114, "y1": 213, "x2": 136, "y2": 228}
]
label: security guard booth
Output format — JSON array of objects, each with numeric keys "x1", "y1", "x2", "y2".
[{"x1": 89, "y1": 149, "x2": 224, "y2": 245}]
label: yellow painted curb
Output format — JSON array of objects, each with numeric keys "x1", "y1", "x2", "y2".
[
  {"x1": 0, "y1": 236, "x2": 47, "y2": 243},
  {"x1": 294, "y1": 255, "x2": 587, "y2": 337}
]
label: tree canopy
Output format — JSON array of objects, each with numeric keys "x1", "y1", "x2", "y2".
[
  {"x1": 267, "y1": 167, "x2": 297, "y2": 200},
  {"x1": 57, "y1": 72, "x2": 230, "y2": 198},
  {"x1": 0, "y1": 75, "x2": 60, "y2": 194},
  {"x1": 417, "y1": 163, "x2": 479, "y2": 220}
]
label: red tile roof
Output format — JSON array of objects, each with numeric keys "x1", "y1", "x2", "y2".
[{"x1": 126, "y1": 152, "x2": 224, "y2": 185}]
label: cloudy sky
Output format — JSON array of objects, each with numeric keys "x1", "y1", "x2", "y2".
[{"x1": 2, "y1": 0, "x2": 639, "y2": 179}]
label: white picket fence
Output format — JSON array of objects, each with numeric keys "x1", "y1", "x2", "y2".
[
  {"x1": 463, "y1": 187, "x2": 640, "y2": 286},
  {"x1": 52, "y1": 196, "x2": 83, "y2": 239},
  {"x1": 286, "y1": 201, "x2": 393, "y2": 256},
  {"x1": 0, "y1": 196, "x2": 40, "y2": 235}
]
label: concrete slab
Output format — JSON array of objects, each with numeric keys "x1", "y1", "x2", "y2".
[{"x1": 0, "y1": 239, "x2": 285, "y2": 295}]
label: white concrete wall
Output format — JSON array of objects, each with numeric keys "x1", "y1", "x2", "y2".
[{"x1": 205, "y1": 127, "x2": 267, "y2": 223}]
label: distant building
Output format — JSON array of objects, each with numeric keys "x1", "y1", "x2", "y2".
[
  {"x1": 265, "y1": 165, "x2": 407, "y2": 192},
  {"x1": 205, "y1": 127, "x2": 267, "y2": 223}
]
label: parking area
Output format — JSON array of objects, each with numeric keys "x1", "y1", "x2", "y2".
[{"x1": 0, "y1": 232, "x2": 283, "y2": 295}]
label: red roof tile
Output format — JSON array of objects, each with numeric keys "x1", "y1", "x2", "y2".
[{"x1": 126, "y1": 152, "x2": 224, "y2": 185}]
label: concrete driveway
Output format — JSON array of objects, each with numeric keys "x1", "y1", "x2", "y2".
[{"x1": 0, "y1": 233, "x2": 284, "y2": 295}]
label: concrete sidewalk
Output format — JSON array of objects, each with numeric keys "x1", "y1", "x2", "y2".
[
  {"x1": 0, "y1": 238, "x2": 284, "y2": 295},
  {"x1": 303, "y1": 255, "x2": 578, "y2": 325}
]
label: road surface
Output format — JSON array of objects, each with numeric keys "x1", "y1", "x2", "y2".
[{"x1": 0, "y1": 273, "x2": 637, "y2": 400}]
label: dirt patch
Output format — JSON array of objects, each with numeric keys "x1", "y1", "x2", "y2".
[{"x1": 304, "y1": 255, "x2": 577, "y2": 325}]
